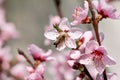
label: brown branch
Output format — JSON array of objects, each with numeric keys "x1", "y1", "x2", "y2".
[
  {"x1": 18, "y1": 49, "x2": 36, "y2": 69},
  {"x1": 54, "y1": 0, "x2": 63, "y2": 18},
  {"x1": 87, "y1": 0, "x2": 101, "y2": 46}
]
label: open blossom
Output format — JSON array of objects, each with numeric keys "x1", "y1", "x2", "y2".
[
  {"x1": 28, "y1": 44, "x2": 54, "y2": 62},
  {"x1": 92, "y1": 0, "x2": 120, "y2": 19},
  {"x1": 25, "y1": 64, "x2": 45, "y2": 80},
  {"x1": 79, "y1": 40, "x2": 116, "y2": 74},
  {"x1": 44, "y1": 17, "x2": 82, "y2": 51},
  {"x1": 71, "y1": 1, "x2": 89, "y2": 25}
]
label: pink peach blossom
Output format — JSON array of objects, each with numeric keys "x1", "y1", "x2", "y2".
[
  {"x1": 44, "y1": 17, "x2": 82, "y2": 51},
  {"x1": 79, "y1": 40, "x2": 116, "y2": 74}
]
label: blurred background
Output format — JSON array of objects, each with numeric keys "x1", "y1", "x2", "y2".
[{"x1": 4, "y1": 0, "x2": 120, "y2": 79}]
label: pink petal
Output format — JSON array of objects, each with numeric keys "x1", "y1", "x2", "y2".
[
  {"x1": 85, "y1": 40, "x2": 99, "y2": 54},
  {"x1": 59, "y1": 17, "x2": 70, "y2": 31},
  {"x1": 79, "y1": 54, "x2": 93, "y2": 65},
  {"x1": 70, "y1": 50, "x2": 81, "y2": 59},
  {"x1": 94, "y1": 58, "x2": 105, "y2": 74},
  {"x1": 97, "y1": 46, "x2": 107, "y2": 55},
  {"x1": 69, "y1": 28, "x2": 83, "y2": 39},
  {"x1": 25, "y1": 73, "x2": 42, "y2": 80},
  {"x1": 44, "y1": 30, "x2": 59, "y2": 40},
  {"x1": 65, "y1": 38, "x2": 76, "y2": 49},
  {"x1": 46, "y1": 56, "x2": 56, "y2": 61},
  {"x1": 102, "y1": 55, "x2": 116, "y2": 66},
  {"x1": 70, "y1": 20, "x2": 80, "y2": 26},
  {"x1": 67, "y1": 60, "x2": 75, "y2": 67},
  {"x1": 35, "y1": 64, "x2": 45, "y2": 75},
  {"x1": 92, "y1": 0, "x2": 100, "y2": 11},
  {"x1": 10, "y1": 64, "x2": 28, "y2": 78},
  {"x1": 28, "y1": 44, "x2": 43, "y2": 58},
  {"x1": 107, "y1": 73, "x2": 118, "y2": 80}
]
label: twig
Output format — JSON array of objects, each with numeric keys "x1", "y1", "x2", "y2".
[
  {"x1": 18, "y1": 49, "x2": 36, "y2": 69},
  {"x1": 87, "y1": 0, "x2": 101, "y2": 46},
  {"x1": 54, "y1": 0, "x2": 63, "y2": 18}
]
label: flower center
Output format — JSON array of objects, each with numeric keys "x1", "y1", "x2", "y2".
[
  {"x1": 92, "y1": 50, "x2": 103, "y2": 61},
  {"x1": 99, "y1": 10, "x2": 108, "y2": 18}
]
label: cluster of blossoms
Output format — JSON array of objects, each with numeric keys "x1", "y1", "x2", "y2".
[
  {"x1": 1, "y1": 0, "x2": 118, "y2": 80},
  {"x1": 0, "y1": 0, "x2": 119, "y2": 80},
  {"x1": 44, "y1": 0, "x2": 119, "y2": 80}
]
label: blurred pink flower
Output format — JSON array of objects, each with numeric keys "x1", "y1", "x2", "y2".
[
  {"x1": 25, "y1": 73, "x2": 43, "y2": 80},
  {"x1": 79, "y1": 40, "x2": 116, "y2": 74},
  {"x1": 0, "y1": 46, "x2": 11, "y2": 70},
  {"x1": 92, "y1": 0, "x2": 120, "y2": 19},
  {"x1": 25, "y1": 64, "x2": 45, "y2": 80},
  {"x1": 28, "y1": 44, "x2": 55, "y2": 61},
  {"x1": 0, "y1": 22, "x2": 20, "y2": 41},
  {"x1": 71, "y1": 1, "x2": 89, "y2": 25},
  {"x1": 44, "y1": 17, "x2": 82, "y2": 51},
  {"x1": 10, "y1": 63, "x2": 28, "y2": 79}
]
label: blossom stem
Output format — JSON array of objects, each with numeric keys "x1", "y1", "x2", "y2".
[
  {"x1": 87, "y1": 0, "x2": 107, "y2": 80},
  {"x1": 18, "y1": 49, "x2": 36, "y2": 69},
  {"x1": 54, "y1": 0, "x2": 63, "y2": 18}
]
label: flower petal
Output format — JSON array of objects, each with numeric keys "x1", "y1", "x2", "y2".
[
  {"x1": 102, "y1": 55, "x2": 116, "y2": 66},
  {"x1": 44, "y1": 30, "x2": 59, "y2": 40},
  {"x1": 70, "y1": 50, "x2": 81, "y2": 59},
  {"x1": 107, "y1": 73, "x2": 118, "y2": 80},
  {"x1": 94, "y1": 57, "x2": 105, "y2": 74},
  {"x1": 85, "y1": 40, "x2": 99, "y2": 54},
  {"x1": 79, "y1": 54, "x2": 93, "y2": 65},
  {"x1": 59, "y1": 17, "x2": 70, "y2": 31},
  {"x1": 92, "y1": 0, "x2": 100, "y2": 11},
  {"x1": 68, "y1": 28, "x2": 83, "y2": 39},
  {"x1": 65, "y1": 38, "x2": 76, "y2": 49}
]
